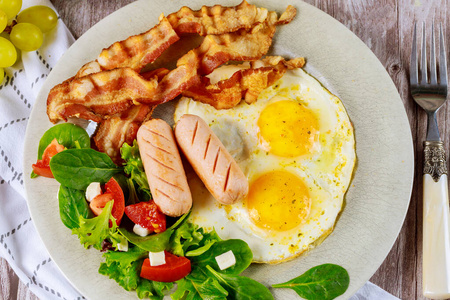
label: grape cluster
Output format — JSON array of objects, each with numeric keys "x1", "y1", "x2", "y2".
[{"x1": 0, "y1": 0, "x2": 58, "y2": 84}]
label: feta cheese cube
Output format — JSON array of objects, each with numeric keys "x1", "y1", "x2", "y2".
[
  {"x1": 215, "y1": 250, "x2": 236, "y2": 270},
  {"x1": 133, "y1": 224, "x2": 152, "y2": 237},
  {"x1": 149, "y1": 251, "x2": 166, "y2": 266},
  {"x1": 85, "y1": 182, "x2": 102, "y2": 202},
  {"x1": 117, "y1": 240, "x2": 128, "y2": 252}
]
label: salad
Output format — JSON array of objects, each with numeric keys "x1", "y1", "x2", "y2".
[{"x1": 31, "y1": 122, "x2": 349, "y2": 300}]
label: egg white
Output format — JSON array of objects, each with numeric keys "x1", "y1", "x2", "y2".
[{"x1": 174, "y1": 64, "x2": 355, "y2": 263}]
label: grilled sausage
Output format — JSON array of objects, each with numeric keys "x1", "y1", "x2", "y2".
[
  {"x1": 174, "y1": 114, "x2": 248, "y2": 205},
  {"x1": 137, "y1": 119, "x2": 192, "y2": 216}
]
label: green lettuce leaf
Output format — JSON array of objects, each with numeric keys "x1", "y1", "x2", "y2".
[
  {"x1": 99, "y1": 246, "x2": 173, "y2": 299},
  {"x1": 72, "y1": 201, "x2": 120, "y2": 250},
  {"x1": 99, "y1": 246, "x2": 148, "y2": 291},
  {"x1": 121, "y1": 141, "x2": 151, "y2": 199},
  {"x1": 168, "y1": 221, "x2": 204, "y2": 256},
  {"x1": 137, "y1": 280, "x2": 173, "y2": 300}
]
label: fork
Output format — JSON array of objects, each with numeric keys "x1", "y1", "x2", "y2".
[{"x1": 410, "y1": 22, "x2": 450, "y2": 299}]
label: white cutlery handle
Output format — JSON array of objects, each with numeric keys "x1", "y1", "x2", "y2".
[{"x1": 423, "y1": 172, "x2": 450, "y2": 299}]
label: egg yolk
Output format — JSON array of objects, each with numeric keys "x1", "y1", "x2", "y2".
[
  {"x1": 258, "y1": 100, "x2": 319, "y2": 157},
  {"x1": 246, "y1": 170, "x2": 311, "y2": 231}
]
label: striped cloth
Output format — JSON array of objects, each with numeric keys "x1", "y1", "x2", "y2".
[{"x1": 0, "y1": 1, "x2": 82, "y2": 299}]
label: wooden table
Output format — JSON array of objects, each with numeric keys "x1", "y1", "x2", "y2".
[{"x1": 1, "y1": 0, "x2": 449, "y2": 299}]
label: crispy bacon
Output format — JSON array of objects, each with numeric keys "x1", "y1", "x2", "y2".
[
  {"x1": 46, "y1": 3, "x2": 299, "y2": 160},
  {"x1": 276, "y1": 5, "x2": 297, "y2": 25},
  {"x1": 93, "y1": 104, "x2": 154, "y2": 164},
  {"x1": 141, "y1": 9, "x2": 291, "y2": 104},
  {"x1": 195, "y1": 13, "x2": 279, "y2": 75},
  {"x1": 76, "y1": 16, "x2": 179, "y2": 77},
  {"x1": 47, "y1": 68, "x2": 158, "y2": 123},
  {"x1": 182, "y1": 57, "x2": 305, "y2": 109},
  {"x1": 252, "y1": 56, "x2": 306, "y2": 69},
  {"x1": 167, "y1": 0, "x2": 269, "y2": 36}
]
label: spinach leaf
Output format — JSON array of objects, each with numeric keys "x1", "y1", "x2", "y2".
[
  {"x1": 207, "y1": 266, "x2": 274, "y2": 300},
  {"x1": 172, "y1": 276, "x2": 228, "y2": 300},
  {"x1": 272, "y1": 264, "x2": 349, "y2": 300},
  {"x1": 58, "y1": 185, "x2": 93, "y2": 229},
  {"x1": 38, "y1": 123, "x2": 90, "y2": 159},
  {"x1": 119, "y1": 212, "x2": 190, "y2": 252},
  {"x1": 190, "y1": 239, "x2": 252, "y2": 275},
  {"x1": 50, "y1": 149, "x2": 122, "y2": 190}
]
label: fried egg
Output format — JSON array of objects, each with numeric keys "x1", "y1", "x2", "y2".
[{"x1": 173, "y1": 64, "x2": 356, "y2": 263}]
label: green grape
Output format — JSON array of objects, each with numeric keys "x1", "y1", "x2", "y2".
[
  {"x1": 0, "y1": 37, "x2": 17, "y2": 67},
  {"x1": 0, "y1": 0, "x2": 22, "y2": 20},
  {"x1": 0, "y1": 68, "x2": 4, "y2": 85},
  {"x1": 0, "y1": 31, "x2": 21, "y2": 63},
  {"x1": 10, "y1": 23, "x2": 43, "y2": 51},
  {"x1": 0, "y1": 9, "x2": 7, "y2": 32},
  {"x1": 17, "y1": 5, "x2": 58, "y2": 33}
]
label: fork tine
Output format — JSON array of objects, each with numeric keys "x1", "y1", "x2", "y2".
[
  {"x1": 421, "y1": 22, "x2": 428, "y2": 84},
  {"x1": 410, "y1": 22, "x2": 418, "y2": 85},
  {"x1": 430, "y1": 23, "x2": 437, "y2": 85},
  {"x1": 439, "y1": 24, "x2": 448, "y2": 86}
]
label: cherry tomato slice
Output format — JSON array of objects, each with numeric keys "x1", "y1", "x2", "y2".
[
  {"x1": 42, "y1": 138, "x2": 65, "y2": 165},
  {"x1": 32, "y1": 138, "x2": 64, "y2": 178},
  {"x1": 89, "y1": 177, "x2": 125, "y2": 226},
  {"x1": 140, "y1": 251, "x2": 191, "y2": 282},
  {"x1": 125, "y1": 201, "x2": 166, "y2": 233},
  {"x1": 31, "y1": 160, "x2": 53, "y2": 178}
]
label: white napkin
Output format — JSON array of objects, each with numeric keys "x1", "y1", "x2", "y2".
[{"x1": 0, "y1": 1, "x2": 400, "y2": 299}]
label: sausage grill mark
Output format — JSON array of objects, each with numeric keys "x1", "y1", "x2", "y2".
[
  {"x1": 154, "y1": 174, "x2": 184, "y2": 192},
  {"x1": 142, "y1": 136, "x2": 172, "y2": 155},
  {"x1": 224, "y1": 163, "x2": 232, "y2": 192},
  {"x1": 204, "y1": 135, "x2": 212, "y2": 160},
  {"x1": 213, "y1": 149, "x2": 220, "y2": 174},
  {"x1": 145, "y1": 152, "x2": 176, "y2": 171},
  {"x1": 154, "y1": 188, "x2": 176, "y2": 202},
  {"x1": 191, "y1": 120, "x2": 199, "y2": 145},
  {"x1": 147, "y1": 129, "x2": 170, "y2": 141}
]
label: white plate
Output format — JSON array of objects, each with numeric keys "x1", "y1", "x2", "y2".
[{"x1": 23, "y1": 0, "x2": 414, "y2": 299}]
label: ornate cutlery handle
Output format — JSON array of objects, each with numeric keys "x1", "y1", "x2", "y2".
[{"x1": 423, "y1": 141, "x2": 450, "y2": 299}]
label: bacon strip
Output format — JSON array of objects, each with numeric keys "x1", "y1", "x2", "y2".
[
  {"x1": 195, "y1": 13, "x2": 279, "y2": 75},
  {"x1": 167, "y1": 0, "x2": 270, "y2": 36},
  {"x1": 182, "y1": 57, "x2": 305, "y2": 109},
  {"x1": 76, "y1": 16, "x2": 179, "y2": 77},
  {"x1": 47, "y1": 68, "x2": 158, "y2": 123},
  {"x1": 93, "y1": 104, "x2": 154, "y2": 164},
  {"x1": 142, "y1": 9, "x2": 290, "y2": 104}
]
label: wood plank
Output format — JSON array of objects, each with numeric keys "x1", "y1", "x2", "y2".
[
  {"x1": 17, "y1": 280, "x2": 39, "y2": 300},
  {"x1": 0, "y1": 257, "x2": 18, "y2": 300},
  {"x1": 51, "y1": 0, "x2": 134, "y2": 39}
]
